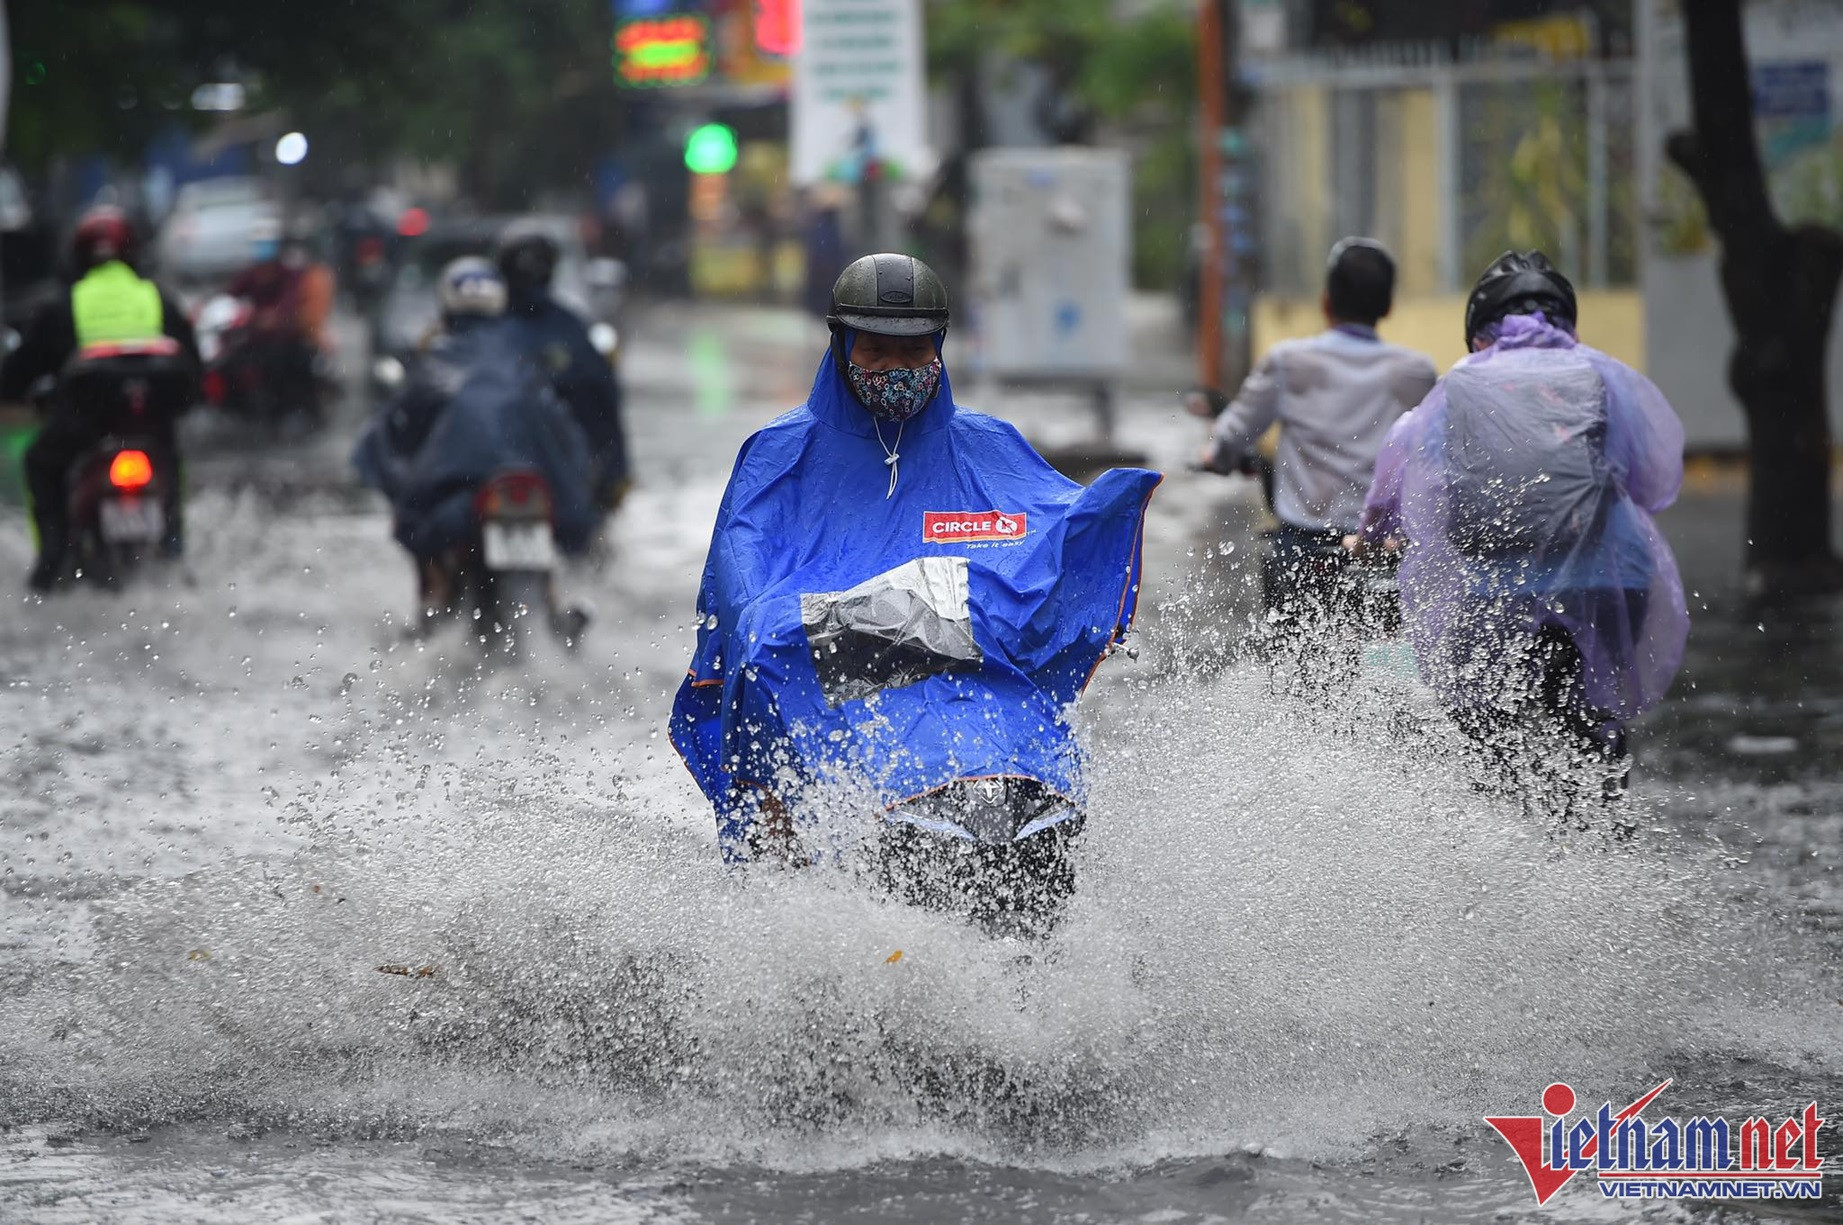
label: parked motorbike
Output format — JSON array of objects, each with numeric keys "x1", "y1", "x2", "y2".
[{"x1": 419, "y1": 467, "x2": 589, "y2": 656}]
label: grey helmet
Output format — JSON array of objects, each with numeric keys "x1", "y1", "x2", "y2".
[{"x1": 827, "y1": 253, "x2": 950, "y2": 337}]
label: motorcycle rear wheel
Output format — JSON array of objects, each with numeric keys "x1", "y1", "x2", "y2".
[{"x1": 68, "y1": 535, "x2": 147, "y2": 590}]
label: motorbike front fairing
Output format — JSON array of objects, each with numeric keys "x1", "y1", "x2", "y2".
[{"x1": 670, "y1": 353, "x2": 1160, "y2": 860}]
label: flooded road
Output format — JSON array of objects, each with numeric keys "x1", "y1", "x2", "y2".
[{"x1": 2, "y1": 304, "x2": 1839, "y2": 1222}]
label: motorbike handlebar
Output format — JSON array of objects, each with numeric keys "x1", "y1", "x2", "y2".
[{"x1": 1191, "y1": 449, "x2": 1270, "y2": 478}]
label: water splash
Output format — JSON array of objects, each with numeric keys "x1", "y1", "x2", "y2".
[
  {"x1": 3, "y1": 647, "x2": 1836, "y2": 1175},
  {"x1": 0, "y1": 489, "x2": 1837, "y2": 1187}
]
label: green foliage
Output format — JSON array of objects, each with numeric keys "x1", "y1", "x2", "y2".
[
  {"x1": 928, "y1": 0, "x2": 1195, "y2": 123},
  {"x1": 1462, "y1": 80, "x2": 1591, "y2": 282},
  {"x1": 9, "y1": 1, "x2": 194, "y2": 167},
  {"x1": 1077, "y1": 6, "x2": 1196, "y2": 122},
  {"x1": 11, "y1": 0, "x2": 1200, "y2": 238},
  {"x1": 8, "y1": 0, "x2": 624, "y2": 207},
  {"x1": 1132, "y1": 126, "x2": 1193, "y2": 290},
  {"x1": 348, "y1": 1, "x2": 627, "y2": 205},
  {"x1": 8, "y1": 0, "x2": 419, "y2": 166},
  {"x1": 926, "y1": 0, "x2": 1197, "y2": 288}
]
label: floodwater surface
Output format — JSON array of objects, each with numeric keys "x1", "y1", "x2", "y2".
[{"x1": 2, "y1": 310, "x2": 1839, "y2": 1223}]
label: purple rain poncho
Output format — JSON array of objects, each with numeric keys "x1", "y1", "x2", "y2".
[{"x1": 1358, "y1": 314, "x2": 1688, "y2": 719}]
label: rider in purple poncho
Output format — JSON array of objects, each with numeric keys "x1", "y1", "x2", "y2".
[{"x1": 1354, "y1": 251, "x2": 1689, "y2": 780}]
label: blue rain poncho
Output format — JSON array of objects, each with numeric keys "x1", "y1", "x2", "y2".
[
  {"x1": 670, "y1": 350, "x2": 1160, "y2": 860},
  {"x1": 352, "y1": 319, "x2": 598, "y2": 560},
  {"x1": 503, "y1": 290, "x2": 630, "y2": 500},
  {"x1": 1359, "y1": 314, "x2": 1688, "y2": 718}
]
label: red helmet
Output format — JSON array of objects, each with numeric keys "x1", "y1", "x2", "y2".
[{"x1": 71, "y1": 205, "x2": 137, "y2": 273}]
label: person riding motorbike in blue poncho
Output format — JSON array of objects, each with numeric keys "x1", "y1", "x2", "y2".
[
  {"x1": 669, "y1": 254, "x2": 1161, "y2": 934},
  {"x1": 497, "y1": 221, "x2": 631, "y2": 510},
  {"x1": 352, "y1": 257, "x2": 598, "y2": 621}
]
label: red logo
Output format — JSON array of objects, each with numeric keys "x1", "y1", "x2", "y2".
[
  {"x1": 1486, "y1": 1080, "x2": 1827, "y2": 1206},
  {"x1": 923, "y1": 511, "x2": 1027, "y2": 543}
]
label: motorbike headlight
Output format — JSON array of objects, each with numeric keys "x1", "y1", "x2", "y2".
[
  {"x1": 588, "y1": 322, "x2": 618, "y2": 358},
  {"x1": 373, "y1": 356, "x2": 406, "y2": 389}
]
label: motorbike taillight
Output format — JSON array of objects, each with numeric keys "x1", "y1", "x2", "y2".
[
  {"x1": 475, "y1": 471, "x2": 553, "y2": 519},
  {"x1": 109, "y1": 449, "x2": 154, "y2": 491},
  {"x1": 202, "y1": 369, "x2": 226, "y2": 405}
]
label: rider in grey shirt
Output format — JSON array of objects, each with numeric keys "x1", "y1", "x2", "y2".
[{"x1": 1200, "y1": 238, "x2": 1437, "y2": 618}]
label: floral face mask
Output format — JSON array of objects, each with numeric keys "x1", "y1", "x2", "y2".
[{"x1": 846, "y1": 357, "x2": 943, "y2": 423}]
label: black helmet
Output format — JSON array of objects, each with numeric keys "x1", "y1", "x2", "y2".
[
  {"x1": 496, "y1": 219, "x2": 560, "y2": 297},
  {"x1": 1464, "y1": 250, "x2": 1576, "y2": 347},
  {"x1": 827, "y1": 253, "x2": 950, "y2": 337}
]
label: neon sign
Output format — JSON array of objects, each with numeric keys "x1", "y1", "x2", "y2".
[
  {"x1": 614, "y1": 15, "x2": 712, "y2": 87},
  {"x1": 754, "y1": 0, "x2": 799, "y2": 57}
]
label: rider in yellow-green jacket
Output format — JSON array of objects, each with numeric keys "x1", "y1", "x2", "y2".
[{"x1": 0, "y1": 206, "x2": 199, "y2": 591}]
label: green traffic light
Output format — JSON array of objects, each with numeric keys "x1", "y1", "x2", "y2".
[{"x1": 684, "y1": 123, "x2": 738, "y2": 175}]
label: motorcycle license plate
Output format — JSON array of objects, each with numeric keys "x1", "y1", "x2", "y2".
[
  {"x1": 482, "y1": 521, "x2": 555, "y2": 570},
  {"x1": 1360, "y1": 639, "x2": 1419, "y2": 680},
  {"x1": 98, "y1": 497, "x2": 165, "y2": 544}
]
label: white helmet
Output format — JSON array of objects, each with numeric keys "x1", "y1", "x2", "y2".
[{"x1": 438, "y1": 256, "x2": 507, "y2": 320}]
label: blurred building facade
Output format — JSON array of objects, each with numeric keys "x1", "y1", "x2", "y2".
[
  {"x1": 1640, "y1": 0, "x2": 1843, "y2": 449},
  {"x1": 608, "y1": 0, "x2": 802, "y2": 300},
  {"x1": 1237, "y1": 0, "x2": 1642, "y2": 374}
]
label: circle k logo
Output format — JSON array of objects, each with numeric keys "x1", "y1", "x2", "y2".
[{"x1": 923, "y1": 511, "x2": 1029, "y2": 544}]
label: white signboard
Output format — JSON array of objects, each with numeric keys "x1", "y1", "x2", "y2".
[
  {"x1": 791, "y1": 0, "x2": 931, "y2": 187},
  {"x1": 967, "y1": 148, "x2": 1130, "y2": 379},
  {"x1": 1640, "y1": 0, "x2": 1843, "y2": 447}
]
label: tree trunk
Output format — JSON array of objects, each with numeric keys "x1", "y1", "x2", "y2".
[{"x1": 1667, "y1": 0, "x2": 1843, "y2": 596}]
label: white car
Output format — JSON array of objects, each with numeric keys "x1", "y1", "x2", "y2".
[{"x1": 156, "y1": 178, "x2": 280, "y2": 284}]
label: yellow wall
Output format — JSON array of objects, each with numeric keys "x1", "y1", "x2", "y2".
[
  {"x1": 1291, "y1": 85, "x2": 1331, "y2": 273},
  {"x1": 1393, "y1": 90, "x2": 1442, "y2": 296},
  {"x1": 1251, "y1": 289, "x2": 1646, "y2": 374}
]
